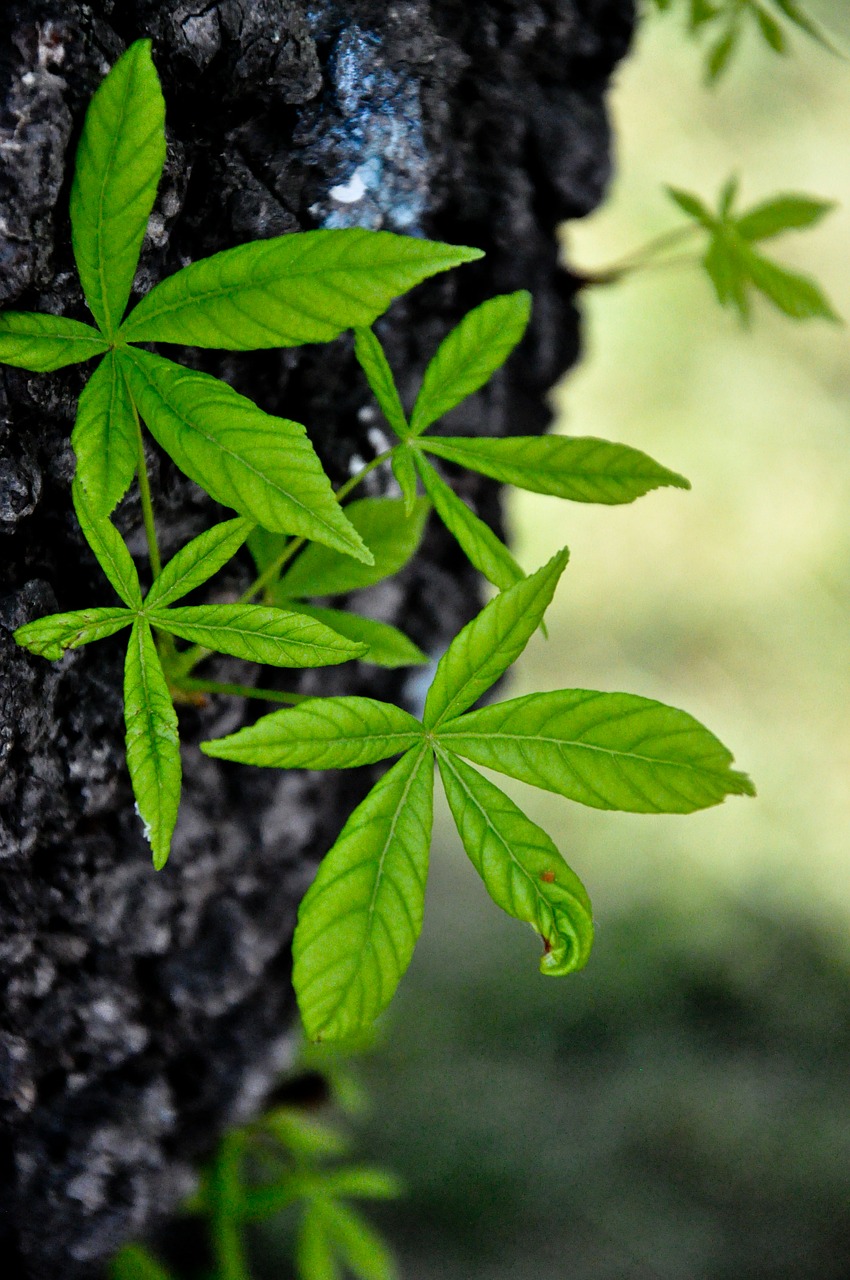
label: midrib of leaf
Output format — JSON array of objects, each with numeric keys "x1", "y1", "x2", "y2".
[
  {"x1": 151, "y1": 609, "x2": 355, "y2": 656},
  {"x1": 123, "y1": 350, "x2": 350, "y2": 548},
  {"x1": 437, "y1": 748, "x2": 559, "y2": 923},
  {"x1": 133, "y1": 623, "x2": 170, "y2": 817}
]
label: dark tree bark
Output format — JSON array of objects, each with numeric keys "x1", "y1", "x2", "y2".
[{"x1": 0, "y1": 2, "x2": 633, "y2": 1274}]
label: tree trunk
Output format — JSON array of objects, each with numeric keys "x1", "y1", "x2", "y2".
[{"x1": 0, "y1": 1, "x2": 633, "y2": 1274}]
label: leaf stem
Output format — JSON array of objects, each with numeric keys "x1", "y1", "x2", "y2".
[
  {"x1": 574, "y1": 224, "x2": 702, "y2": 286},
  {"x1": 207, "y1": 1132, "x2": 251, "y2": 1280},
  {"x1": 173, "y1": 677, "x2": 309, "y2": 706}
]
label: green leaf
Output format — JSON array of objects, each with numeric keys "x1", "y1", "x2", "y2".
[
  {"x1": 148, "y1": 604, "x2": 367, "y2": 667},
  {"x1": 145, "y1": 517, "x2": 254, "y2": 608},
  {"x1": 120, "y1": 230, "x2": 484, "y2": 348},
  {"x1": 437, "y1": 751, "x2": 593, "y2": 975},
  {"x1": 285, "y1": 606, "x2": 428, "y2": 668},
  {"x1": 703, "y1": 234, "x2": 750, "y2": 320},
  {"x1": 110, "y1": 1244, "x2": 175, "y2": 1280},
  {"x1": 323, "y1": 1201, "x2": 398, "y2": 1280},
  {"x1": 354, "y1": 327, "x2": 409, "y2": 438},
  {"x1": 320, "y1": 1167, "x2": 403, "y2": 1201},
  {"x1": 666, "y1": 186, "x2": 715, "y2": 228},
  {"x1": 202, "y1": 696, "x2": 423, "y2": 768},
  {"x1": 297, "y1": 1206, "x2": 342, "y2": 1280},
  {"x1": 72, "y1": 480, "x2": 142, "y2": 608},
  {"x1": 735, "y1": 194, "x2": 836, "y2": 241},
  {"x1": 261, "y1": 1108, "x2": 350, "y2": 1160},
  {"x1": 414, "y1": 454, "x2": 524, "y2": 593},
  {"x1": 409, "y1": 292, "x2": 532, "y2": 436},
  {"x1": 124, "y1": 619, "x2": 181, "y2": 869},
  {"x1": 120, "y1": 349, "x2": 371, "y2": 561},
  {"x1": 391, "y1": 446, "x2": 419, "y2": 514},
  {"x1": 71, "y1": 352, "x2": 138, "y2": 516},
  {"x1": 0, "y1": 313, "x2": 108, "y2": 371},
  {"x1": 719, "y1": 173, "x2": 739, "y2": 218},
  {"x1": 754, "y1": 3, "x2": 787, "y2": 51},
  {"x1": 293, "y1": 745, "x2": 434, "y2": 1041},
  {"x1": 279, "y1": 498, "x2": 428, "y2": 598},
  {"x1": 740, "y1": 246, "x2": 840, "y2": 321},
  {"x1": 420, "y1": 435, "x2": 690, "y2": 503},
  {"x1": 69, "y1": 40, "x2": 166, "y2": 336},
  {"x1": 706, "y1": 24, "x2": 739, "y2": 80},
  {"x1": 770, "y1": 0, "x2": 842, "y2": 53},
  {"x1": 438, "y1": 688, "x2": 756, "y2": 814},
  {"x1": 423, "y1": 547, "x2": 569, "y2": 730},
  {"x1": 14, "y1": 607, "x2": 131, "y2": 660}
]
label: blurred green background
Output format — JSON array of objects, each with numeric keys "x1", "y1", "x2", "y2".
[{"x1": 342, "y1": 6, "x2": 850, "y2": 1278}]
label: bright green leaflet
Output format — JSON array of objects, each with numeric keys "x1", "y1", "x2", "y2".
[
  {"x1": 69, "y1": 40, "x2": 166, "y2": 336},
  {"x1": 145, "y1": 518, "x2": 255, "y2": 609},
  {"x1": 423, "y1": 547, "x2": 569, "y2": 729},
  {"x1": 353, "y1": 326, "x2": 409, "y2": 438},
  {"x1": 420, "y1": 434, "x2": 690, "y2": 503},
  {"x1": 0, "y1": 313, "x2": 108, "y2": 371},
  {"x1": 72, "y1": 481, "x2": 143, "y2": 608},
  {"x1": 119, "y1": 348, "x2": 373, "y2": 559},
  {"x1": 147, "y1": 604, "x2": 367, "y2": 668},
  {"x1": 735, "y1": 194, "x2": 836, "y2": 240},
  {"x1": 409, "y1": 291, "x2": 531, "y2": 436},
  {"x1": 292, "y1": 745, "x2": 434, "y2": 1042},
  {"x1": 390, "y1": 447, "x2": 418, "y2": 514},
  {"x1": 124, "y1": 619, "x2": 181, "y2": 871},
  {"x1": 14, "y1": 608, "x2": 133, "y2": 660},
  {"x1": 298, "y1": 1208, "x2": 342, "y2": 1280},
  {"x1": 120, "y1": 230, "x2": 484, "y2": 348},
  {"x1": 413, "y1": 452, "x2": 524, "y2": 593},
  {"x1": 439, "y1": 688, "x2": 755, "y2": 814},
  {"x1": 203, "y1": 696, "x2": 424, "y2": 769},
  {"x1": 71, "y1": 351, "x2": 138, "y2": 515},
  {"x1": 317, "y1": 1200, "x2": 398, "y2": 1280},
  {"x1": 282, "y1": 606, "x2": 427, "y2": 670},
  {"x1": 437, "y1": 749, "x2": 593, "y2": 975}
]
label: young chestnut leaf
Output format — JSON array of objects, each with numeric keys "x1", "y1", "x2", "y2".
[
  {"x1": 277, "y1": 498, "x2": 429, "y2": 598},
  {"x1": 297, "y1": 1206, "x2": 342, "y2": 1280},
  {"x1": 438, "y1": 688, "x2": 755, "y2": 814},
  {"x1": 423, "y1": 546, "x2": 569, "y2": 729},
  {"x1": 735, "y1": 195, "x2": 837, "y2": 241},
  {"x1": 282, "y1": 606, "x2": 427, "y2": 669},
  {"x1": 14, "y1": 608, "x2": 132, "y2": 660},
  {"x1": 70, "y1": 40, "x2": 166, "y2": 336},
  {"x1": 353, "y1": 327, "x2": 409, "y2": 438},
  {"x1": 72, "y1": 481, "x2": 143, "y2": 608},
  {"x1": 437, "y1": 750, "x2": 593, "y2": 975},
  {"x1": 409, "y1": 291, "x2": 532, "y2": 436},
  {"x1": 147, "y1": 604, "x2": 367, "y2": 668},
  {"x1": 145, "y1": 517, "x2": 255, "y2": 609},
  {"x1": 319, "y1": 1200, "x2": 398, "y2": 1280},
  {"x1": 120, "y1": 349, "x2": 372, "y2": 561},
  {"x1": 124, "y1": 619, "x2": 181, "y2": 870},
  {"x1": 0, "y1": 313, "x2": 108, "y2": 371},
  {"x1": 390, "y1": 447, "x2": 419, "y2": 515},
  {"x1": 202, "y1": 696, "x2": 424, "y2": 769},
  {"x1": 292, "y1": 745, "x2": 434, "y2": 1042},
  {"x1": 119, "y1": 230, "x2": 484, "y2": 349},
  {"x1": 737, "y1": 245, "x2": 840, "y2": 322},
  {"x1": 414, "y1": 454, "x2": 524, "y2": 594},
  {"x1": 72, "y1": 352, "x2": 138, "y2": 516},
  {"x1": 420, "y1": 434, "x2": 690, "y2": 504}
]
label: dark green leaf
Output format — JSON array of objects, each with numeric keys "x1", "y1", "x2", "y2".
[
  {"x1": 282, "y1": 606, "x2": 428, "y2": 668},
  {"x1": 0, "y1": 313, "x2": 108, "y2": 371},
  {"x1": 69, "y1": 40, "x2": 166, "y2": 335},
  {"x1": 354, "y1": 328, "x2": 409, "y2": 438},
  {"x1": 72, "y1": 480, "x2": 142, "y2": 608},
  {"x1": 391, "y1": 446, "x2": 419, "y2": 514},
  {"x1": 735, "y1": 194, "x2": 836, "y2": 241},
  {"x1": 409, "y1": 292, "x2": 532, "y2": 436},
  {"x1": 438, "y1": 688, "x2": 756, "y2": 813},
  {"x1": 666, "y1": 186, "x2": 715, "y2": 228},
  {"x1": 420, "y1": 435, "x2": 690, "y2": 503},
  {"x1": 719, "y1": 174, "x2": 739, "y2": 218},
  {"x1": 293, "y1": 745, "x2": 434, "y2": 1041},
  {"x1": 279, "y1": 498, "x2": 428, "y2": 597},
  {"x1": 741, "y1": 246, "x2": 841, "y2": 321},
  {"x1": 414, "y1": 454, "x2": 524, "y2": 593},
  {"x1": 145, "y1": 517, "x2": 254, "y2": 608},
  {"x1": 703, "y1": 235, "x2": 750, "y2": 320},
  {"x1": 437, "y1": 751, "x2": 593, "y2": 974},
  {"x1": 124, "y1": 619, "x2": 181, "y2": 869},
  {"x1": 202, "y1": 695, "x2": 423, "y2": 768},
  {"x1": 706, "y1": 25, "x2": 739, "y2": 80},
  {"x1": 120, "y1": 349, "x2": 372, "y2": 561},
  {"x1": 148, "y1": 604, "x2": 367, "y2": 667},
  {"x1": 14, "y1": 608, "x2": 131, "y2": 660},
  {"x1": 754, "y1": 4, "x2": 787, "y2": 51},
  {"x1": 423, "y1": 547, "x2": 569, "y2": 730},
  {"x1": 72, "y1": 351, "x2": 138, "y2": 515},
  {"x1": 120, "y1": 231, "x2": 483, "y2": 348}
]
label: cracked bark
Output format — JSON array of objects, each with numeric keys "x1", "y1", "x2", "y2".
[{"x1": 0, "y1": 2, "x2": 633, "y2": 1274}]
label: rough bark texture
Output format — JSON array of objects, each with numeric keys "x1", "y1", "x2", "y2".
[{"x1": 0, "y1": 2, "x2": 633, "y2": 1274}]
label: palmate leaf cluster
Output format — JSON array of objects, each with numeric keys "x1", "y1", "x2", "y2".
[
  {"x1": 2, "y1": 39, "x2": 756, "y2": 1045},
  {"x1": 112, "y1": 1088, "x2": 401, "y2": 1280},
  {"x1": 668, "y1": 178, "x2": 839, "y2": 323},
  {"x1": 648, "y1": 0, "x2": 841, "y2": 81}
]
